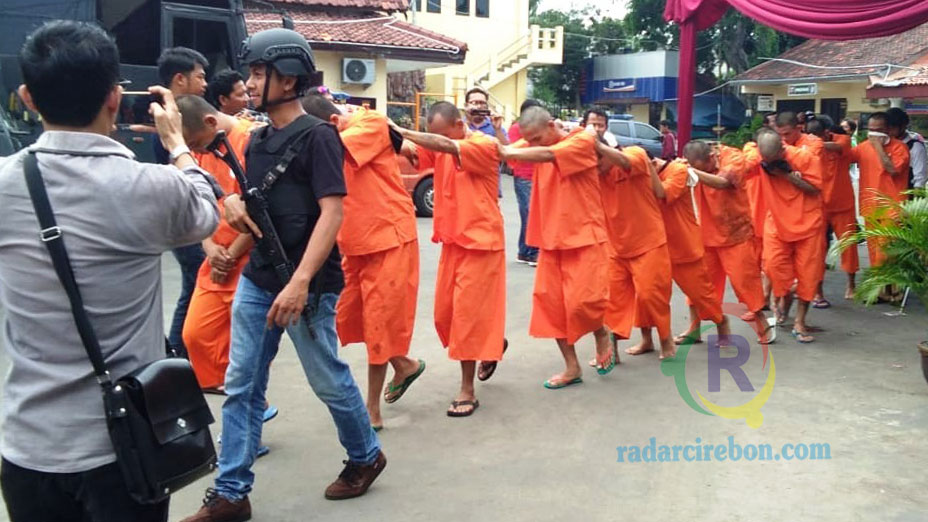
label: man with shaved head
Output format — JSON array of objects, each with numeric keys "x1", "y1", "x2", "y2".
[
  {"x1": 683, "y1": 141, "x2": 772, "y2": 343},
  {"x1": 499, "y1": 106, "x2": 617, "y2": 387},
  {"x1": 393, "y1": 101, "x2": 505, "y2": 417},
  {"x1": 743, "y1": 127, "x2": 824, "y2": 343},
  {"x1": 302, "y1": 95, "x2": 424, "y2": 431}
]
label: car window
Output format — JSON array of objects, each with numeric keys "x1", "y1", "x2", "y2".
[
  {"x1": 609, "y1": 121, "x2": 631, "y2": 137},
  {"x1": 635, "y1": 123, "x2": 661, "y2": 141}
]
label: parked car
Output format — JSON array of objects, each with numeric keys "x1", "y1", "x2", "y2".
[
  {"x1": 397, "y1": 154, "x2": 434, "y2": 217},
  {"x1": 608, "y1": 118, "x2": 664, "y2": 158}
]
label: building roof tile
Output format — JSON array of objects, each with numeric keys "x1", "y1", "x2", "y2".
[{"x1": 268, "y1": 0, "x2": 409, "y2": 11}]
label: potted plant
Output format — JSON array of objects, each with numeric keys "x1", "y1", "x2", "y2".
[{"x1": 833, "y1": 189, "x2": 928, "y2": 384}]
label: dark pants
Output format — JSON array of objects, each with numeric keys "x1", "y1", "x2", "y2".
[
  {"x1": 169, "y1": 243, "x2": 206, "y2": 354},
  {"x1": 513, "y1": 176, "x2": 538, "y2": 260},
  {"x1": 1, "y1": 458, "x2": 169, "y2": 522}
]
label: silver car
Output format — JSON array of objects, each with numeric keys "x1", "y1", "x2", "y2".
[{"x1": 608, "y1": 119, "x2": 664, "y2": 158}]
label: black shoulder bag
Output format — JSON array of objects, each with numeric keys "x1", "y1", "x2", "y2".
[{"x1": 23, "y1": 151, "x2": 217, "y2": 504}]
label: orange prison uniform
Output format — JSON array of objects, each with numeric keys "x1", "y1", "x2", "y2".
[
  {"x1": 658, "y1": 160, "x2": 724, "y2": 324},
  {"x1": 599, "y1": 146, "x2": 672, "y2": 340},
  {"x1": 694, "y1": 145, "x2": 766, "y2": 313},
  {"x1": 182, "y1": 118, "x2": 256, "y2": 388},
  {"x1": 849, "y1": 138, "x2": 910, "y2": 267},
  {"x1": 823, "y1": 134, "x2": 859, "y2": 274},
  {"x1": 431, "y1": 132, "x2": 506, "y2": 361},
  {"x1": 742, "y1": 142, "x2": 768, "y2": 271},
  {"x1": 527, "y1": 129, "x2": 610, "y2": 345},
  {"x1": 744, "y1": 144, "x2": 825, "y2": 302},
  {"x1": 334, "y1": 108, "x2": 419, "y2": 365}
]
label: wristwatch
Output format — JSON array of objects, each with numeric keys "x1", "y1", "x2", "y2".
[{"x1": 169, "y1": 144, "x2": 193, "y2": 162}]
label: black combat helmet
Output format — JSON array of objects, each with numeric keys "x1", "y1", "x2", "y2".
[{"x1": 240, "y1": 28, "x2": 316, "y2": 108}]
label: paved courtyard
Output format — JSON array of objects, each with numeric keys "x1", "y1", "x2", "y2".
[{"x1": 1, "y1": 175, "x2": 926, "y2": 521}]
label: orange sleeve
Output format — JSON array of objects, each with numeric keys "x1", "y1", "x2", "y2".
[
  {"x1": 551, "y1": 131, "x2": 598, "y2": 177},
  {"x1": 785, "y1": 145, "x2": 822, "y2": 190},
  {"x1": 661, "y1": 162, "x2": 689, "y2": 203},
  {"x1": 458, "y1": 134, "x2": 500, "y2": 178},
  {"x1": 848, "y1": 144, "x2": 860, "y2": 164},
  {"x1": 418, "y1": 146, "x2": 436, "y2": 170},
  {"x1": 340, "y1": 112, "x2": 390, "y2": 170},
  {"x1": 890, "y1": 142, "x2": 910, "y2": 174},
  {"x1": 742, "y1": 142, "x2": 761, "y2": 178},
  {"x1": 835, "y1": 134, "x2": 852, "y2": 158},
  {"x1": 718, "y1": 145, "x2": 746, "y2": 187}
]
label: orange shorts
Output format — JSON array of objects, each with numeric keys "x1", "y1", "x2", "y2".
[
  {"x1": 605, "y1": 244, "x2": 672, "y2": 340},
  {"x1": 752, "y1": 235, "x2": 765, "y2": 273},
  {"x1": 434, "y1": 243, "x2": 506, "y2": 361},
  {"x1": 672, "y1": 259, "x2": 724, "y2": 324},
  {"x1": 763, "y1": 229, "x2": 826, "y2": 302},
  {"x1": 826, "y1": 209, "x2": 860, "y2": 274},
  {"x1": 704, "y1": 240, "x2": 766, "y2": 313},
  {"x1": 336, "y1": 240, "x2": 419, "y2": 365},
  {"x1": 530, "y1": 243, "x2": 608, "y2": 345}
]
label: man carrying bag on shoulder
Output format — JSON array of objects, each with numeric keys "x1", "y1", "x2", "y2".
[{"x1": 0, "y1": 20, "x2": 220, "y2": 521}]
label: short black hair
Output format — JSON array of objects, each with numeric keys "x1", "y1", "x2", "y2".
[
  {"x1": 683, "y1": 140, "x2": 711, "y2": 163},
  {"x1": 464, "y1": 87, "x2": 489, "y2": 104},
  {"x1": 427, "y1": 101, "x2": 461, "y2": 124},
  {"x1": 775, "y1": 111, "x2": 799, "y2": 128},
  {"x1": 660, "y1": 119, "x2": 673, "y2": 128},
  {"x1": 886, "y1": 107, "x2": 910, "y2": 129},
  {"x1": 176, "y1": 95, "x2": 218, "y2": 134},
  {"x1": 19, "y1": 20, "x2": 119, "y2": 127},
  {"x1": 301, "y1": 94, "x2": 341, "y2": 121},
  {"x1": 157, "y1": 47, "x2": 209, "y2": 87},
  {"x1": 581, "y1": 108, "x2": 608, "y2": 126},
  {"x1": 805, "y1": 118, "x2": 826, "y2": 136},
  {"x1": 868, "y1": 112, "x2": 889, "y2": 127},
  {"x1": 207, "y1": 69, "x2": 243, "y2": 108},
  {"x1": 520, "y1": 98, "x2": 542, "y2": 114}
]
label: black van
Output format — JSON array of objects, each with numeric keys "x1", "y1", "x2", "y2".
[{"x1": 0, "y1": 0, "x2": 249, "y2": 160}]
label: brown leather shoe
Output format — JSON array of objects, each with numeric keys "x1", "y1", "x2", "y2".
[
  {"x1": 180, "y1": 488, "x2": 251, "y2": 522},
  {"x1": 324, "y1": 451, "x2": 387, "y2": 500}
]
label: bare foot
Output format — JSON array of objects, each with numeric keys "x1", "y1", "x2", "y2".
[
  {"x1": 673, "y1": 330, "x2": 702, "y2": 345},
  {"x1": 845, "y1": 286, "x2": 855, "y2": 299},
  {"x1": 367, "y1": 408, "x2": 383, "y2": 430},
  {"x1": 658, "y1": 337, "x2": 677, "y2": 360},
  {"x1": 625, "y1": 341, "x2": 655, "y2": 355},
  {"x1": 544, "y1": 371, "x2": 583, "y2": 389}
]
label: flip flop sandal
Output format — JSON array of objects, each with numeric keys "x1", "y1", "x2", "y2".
[
  {"x1": 372, "y1": 425, "x2": 383, "y2": 433},
  {"x1": 543, "y1": 377, "x2": 583, "y2": 390},
  {"x1": 791, "y1": 329, "x2": 815, "y2": 344},
  {"x1": 384, "y1": 359, "x2": 426, "y2": 404},
  {"x1": 812, "y1": 299, "x2": 831, "y2": 309},
  {"x1": 478, "y1": 339, "x2": 508, "y2": 382},
  {"x1": 257, "y1": 445, "x2": 270, "y2": 459},
  {"x1": 202, "y1": 386, "x2": 226, "y2": 396},
  {"x1": 758, "y1": 317, "x2": 777, "y2": 344},
  {"x1": 447, "y1": 400, "x2": 479, "y2": 417},
  {"x1": 263, "y1": 405, "x2": 279, "y2": 423},
  {"x1": 673, "y1": 334, "x2": 703, "y2": 345},
  {"x1": 595, "y1": 348, "x2": 617, "y2": 376}
]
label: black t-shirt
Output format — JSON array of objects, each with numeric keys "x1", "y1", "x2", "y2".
[{"x1": 242, "y1": 118, "x2": 347, "y2": 295}]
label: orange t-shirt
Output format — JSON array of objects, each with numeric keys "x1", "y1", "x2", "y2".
[
  {"x1": 850, "y1": 138, "x2": 910, "y2": 215},
  {"x1": 431, "y1": 131, "x2": 504, "y2": 250},
  {"x1": 600, "y1": 146, "x2": 666, "y2": 258},
  {"x1": 748, "y1": 144, "x2": 825, "y2": 242},
  {"x1": 694, "y1": 145, "x2": 754, "y2": 247},
  {"x1": 193, "y1": 117, "x2": 257, "y2": 291},
  {"x1": 658, "y1": 159, "x2": 703, "y2": 263},
  {"x1": 825, "y1": 134, "x2": 855, "y2": 214},
  {"x1": 338, "y1": 108, "x2": 417, "y2": 256},
  {"x1": 742, "y1": 142, "x2": 767, "y2": 239},
  {"x1": 526, "y1": 128, "x2": 609, "y2": 251}
]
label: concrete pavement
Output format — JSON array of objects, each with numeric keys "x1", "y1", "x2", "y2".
[{"x1": 2, "y1": 175, "x2": 927, "y2": 521}]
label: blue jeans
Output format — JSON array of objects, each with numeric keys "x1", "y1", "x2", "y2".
[
  {"x1": 168, "y1": 243, "x2": 206, "y2": 353},
  {"x1": 214, "y1": 276, "x2": 380, "y2": 501},
  {"x1": 513, "y1": 177, "x2": 538, "y2": 260}
]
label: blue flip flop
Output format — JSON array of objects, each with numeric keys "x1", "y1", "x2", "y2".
[
  {"x1": 543, "y1": 377, "x2": 583, "y2": 389},
  {"x1": 263, "y1": 405, "x2": 279, "y2": 423},
  {"x1": 791, "y1": 329, "x2": 814, "y2": 344},
  {"x1": 256, "y1": 445, "x2": 270, "y2": 458}
]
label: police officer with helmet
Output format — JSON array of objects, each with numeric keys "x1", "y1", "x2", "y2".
[{"x1": 182, "y1": 28, "x2": 385, "y2": 522}]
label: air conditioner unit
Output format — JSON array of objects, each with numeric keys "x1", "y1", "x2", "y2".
[{"x1": 342, "y1": 58, "x2": 376, "y2": 85}]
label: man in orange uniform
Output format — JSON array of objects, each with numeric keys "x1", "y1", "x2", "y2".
[
  {"x1": 590, "y1": 140, "x2": 674, "y2": 361},
  {"x1": 177, "y1": 95, "x2": 256, "y2": 392},
  {"x1": 650, "y1": 154, "x2": 732, "y2": 347},
  {"x1": 500, "y1": 107, "x2": 617, "y2": 387},
  {"x1": 683, "y1": 142, "x2": 772, "y2": 343},
  {"x1": 742, "y1": 139, "x2": 772, "y2": 309},
  {"x1": 806, "y1": 118, "x2": 859, "y2": 303},
  {"x1": 849, "y1": 112, "x2": 910, "y2": 269},
  {"x1": 395, "y1": 101, "x2": 505, "y2": 416},
  {"x1": 303, "y1": 96, "x2": 424, "y2": 431},
  {"x1": 749, "y1": 128, "x2": 825, "y2": 343}
]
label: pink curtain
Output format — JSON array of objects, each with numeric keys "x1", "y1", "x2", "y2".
[{"x1": 664, "y1": 0, "x2": 928, "y2": 149}]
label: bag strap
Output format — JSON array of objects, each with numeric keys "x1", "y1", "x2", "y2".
[{"x1": 22, "y1": 152, "x2": 112, "y2": 386}]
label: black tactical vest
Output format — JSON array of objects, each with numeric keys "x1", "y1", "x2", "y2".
[{"x1": 241, "y1": 114, "x2": 340, "y2": 293}]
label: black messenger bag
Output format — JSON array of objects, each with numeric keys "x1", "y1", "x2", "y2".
[{"x1": 23, "y1": 151, "x2": 217, "y2": 504}]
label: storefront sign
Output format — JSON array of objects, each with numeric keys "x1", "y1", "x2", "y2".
[
  {"x1": 787, "y1": 83, "x2": 817, "y2": 97},
  {"x1": 757, "y1": 95, "x2": 775, "y2": 112}
]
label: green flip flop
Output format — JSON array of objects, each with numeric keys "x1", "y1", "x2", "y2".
[
  {"x1": 543, "y1": 376, "x2": 583, "y2": 390},
  {"x1": 384, "y1": 359, "x2": 426, "y2": 404}
]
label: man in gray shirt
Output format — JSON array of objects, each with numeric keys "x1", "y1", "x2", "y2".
[{"x1": 0, "y1": 20, "x2": 218, "y2": 521}]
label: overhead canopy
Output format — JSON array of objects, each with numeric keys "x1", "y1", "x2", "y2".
[{"x1": 663, "y1": 0, "x2": 928, "y2": 149}]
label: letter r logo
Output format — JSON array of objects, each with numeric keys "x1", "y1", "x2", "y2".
[{"x1": 707, "y1": 335, "x2": 754, "y2": 392}]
